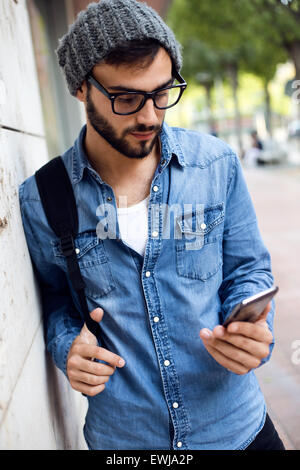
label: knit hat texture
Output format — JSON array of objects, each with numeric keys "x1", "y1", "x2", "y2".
[{"x1": 56, "y1": 0, "x2": 182, "y2": 96}]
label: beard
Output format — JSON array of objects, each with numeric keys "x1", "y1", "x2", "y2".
[{"x1": 86, "y1": 86, "x2": 163, "y2": 160}]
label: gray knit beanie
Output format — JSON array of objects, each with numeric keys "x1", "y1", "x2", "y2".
[{"x1": 56, "y1": 0, "x2": 182, "y2": 96}]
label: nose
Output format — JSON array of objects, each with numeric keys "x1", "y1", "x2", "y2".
[{"x1": 135, "y1": 97, "x2": 159, "y2": 126}]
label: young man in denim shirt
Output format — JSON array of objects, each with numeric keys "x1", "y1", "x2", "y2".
[{"x1": 19, "y1": 0, "x2": 284, "y2": 450}]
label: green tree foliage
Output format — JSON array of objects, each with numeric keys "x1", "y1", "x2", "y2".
[
  {"x1": 251, "y1": 0, "x2": 300, "y2": 79},
  {"x1": 167, "y1": 0, "x2": 295, "y2": 141},
  {"x1": 167, "y1": 0, "x2": 289, "y2": 83}
]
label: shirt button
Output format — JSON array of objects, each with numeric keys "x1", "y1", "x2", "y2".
[
  {"x1": 154, "y1": 316, "x2": 160, "y2": 323},
  {"x1": 75, "y1": 248, "x2": 80, "y2": 254},
  {"x1": 177, "y1": 442, "x2": 183, "y2": 448},
  {"x1": 152, "y1": 230, "x2": 158, "y2": 238},
  {"x1": 172, "y1": 402, "x2": 179, "y2": 409},
  {"x1": 107, "y1": 196, "x2": 112, "y2": 202},
  {"x1": 200, "y1": 223, "x2": 207, "y2": 229},
  {"x1": 164, "y1": 360, "x2": 170, "y2": 366},
  {"x1": 145, "y1": 271, "x2": 151, "y2": 277},
  {"x1": 153, "y1": 185, "x2": 159, "y2": 192}
]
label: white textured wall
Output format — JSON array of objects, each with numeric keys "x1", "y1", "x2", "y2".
[{"x1": 0, "y1": 0, "x2": 87, "y2": 449}]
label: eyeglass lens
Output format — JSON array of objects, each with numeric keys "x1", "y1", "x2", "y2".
[{"x1": 114, "y1": 86, "x2": 182, "y2": 114}]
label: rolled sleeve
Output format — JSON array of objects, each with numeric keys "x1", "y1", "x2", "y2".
[{"x1": 219, "y1": 153, "x2": 275, "y2": 366}]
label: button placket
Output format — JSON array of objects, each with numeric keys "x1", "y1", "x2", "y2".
[{"x1": 141, "y1": 173, "x2": 189, "y2": 450}]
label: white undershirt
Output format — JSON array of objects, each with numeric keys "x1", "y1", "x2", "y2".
[{"x1": 117, "y1": 194, "x2": 150, "y2": 256}]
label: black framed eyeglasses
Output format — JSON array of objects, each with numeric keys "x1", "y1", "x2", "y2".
[{"x1": 86, "y1": 70, "x2": 187, "y2": 115}]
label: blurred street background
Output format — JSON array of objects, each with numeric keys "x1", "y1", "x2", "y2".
[
  {"x1": 167, "y1": 0, "x2": 300, "y2": 450},
  {"x1": 166, "y1": 0, "x2": 300, "y2": 165},
  {"x1": 166, "y1": 0, "x2": 300, "y2": 450},
  {"x1": 246, "y1": 166, "x2": 300, "y2": 450}
]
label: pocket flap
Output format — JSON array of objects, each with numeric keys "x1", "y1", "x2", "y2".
[
  {"x1": 51, "y1": 230, "x2": 107, "y2": 263},
  {"x1": 176, "y1": 202, "x2": 224, "y2": 236}
]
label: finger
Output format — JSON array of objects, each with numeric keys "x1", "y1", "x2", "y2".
[
  {"x1": 79, "y1": 323, "x2": 98, "y2": 344},
  {"x1": 203, "y1": 336, "x2": 262, "y2": 370},
  {"x1": 226, "y1": 320, "x2": 273, "y2": 343},
  {"x1": 204, "y1": 343, "x2": 250, "y2": 375},
  {"x1": 90, "y1": 307, "x2": 104, "y2": 323},
  {"x1": 199, "y1": 328, "x2": 213, "y2": 340},
  {"x1": 79, "y1": 308, "x2": 104, "y2": 343},
  {"x1": 72, "y1": 343, "x2": 100, "y2": 359},
  {"x1": 71, "y1": 380, "x2": 106, "y2": 397},
  {"x1": 212, "y1": 328, "x2": 270, "y2": 360},
  {"x1": 96, "y1": 346, "x2": 126, "y2": 367},
  {"x1": 84, "y1": 360, "x2": 117, "y2": 376},
  {"x1": 69, "y1": 369, "x2": 110, "y2": 387},
  {"x1": 77, "y1": 344, "x2": 125, "y2": 368},
  {"x1": 70, "y1": 355, "x2": 117, "y2": 376},
  {"x1": 256, "y1": 301, "x2": 272, "y2": 322}
]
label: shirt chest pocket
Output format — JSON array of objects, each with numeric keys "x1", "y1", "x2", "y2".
[
  {"x1": 175, "y1": 203, "x2": 224, "y2": 281},
  {"x1": 51, "y1": 230, "x2": 116, "y2": 299}
]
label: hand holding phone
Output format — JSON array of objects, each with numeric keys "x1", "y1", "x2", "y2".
[{"x1": 223, "y1": 286, "x2": 279, "y2": 327}]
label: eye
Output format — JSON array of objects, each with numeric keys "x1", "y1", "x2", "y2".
[
  {"x1": 119, "y1": 98, "x2": 133, "y2": 103},
  {"x1": 156, "y1": 91, "x2": 169, "y2": 97},
  {"x1": 117, "y1": 95, "x2": 140, "y2": 104}
]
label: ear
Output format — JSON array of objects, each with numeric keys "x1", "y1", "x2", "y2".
[{"x1": 76, "y1": 81, "x2": 87, "y2": 103}]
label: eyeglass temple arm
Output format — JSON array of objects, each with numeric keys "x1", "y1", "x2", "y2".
[{"x1": 86, "y1": 74, "x2": 112, "y2": 98}]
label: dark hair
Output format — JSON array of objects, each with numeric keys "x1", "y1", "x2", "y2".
[{"x1": 103, "y1": 38, "x2": 171, "y2": 70}]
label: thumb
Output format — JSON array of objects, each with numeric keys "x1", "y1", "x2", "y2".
[
  {"x1": 79, "y1": 307, "x2": 104, "y2": 344},
  {"x1": 90, "y1": 307, "x2": 104, "y2": 323},
  {"x1": 255, "y1": 302, "x2": 271, "y2": 326}
]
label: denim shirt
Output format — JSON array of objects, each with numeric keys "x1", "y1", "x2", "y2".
[{"x1": 19, "y1": 122, "x2": 275, "y2": 450}]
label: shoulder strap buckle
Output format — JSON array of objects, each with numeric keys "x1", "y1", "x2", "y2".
[{"x1": 60, "y1": 234, "x2": 75, "y2": 257}]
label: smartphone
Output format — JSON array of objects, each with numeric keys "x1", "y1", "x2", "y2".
[{"x1": 223, "y1": 286, "x2": 279, "y2": 327}]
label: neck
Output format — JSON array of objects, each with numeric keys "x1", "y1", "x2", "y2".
[{"x1": 84, "y1": 122, "x2": 161, "y2": 189}]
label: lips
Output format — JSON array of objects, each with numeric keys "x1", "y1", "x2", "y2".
[{"x1": 130, "y1": 131, "x2": 154, "y2": 140}]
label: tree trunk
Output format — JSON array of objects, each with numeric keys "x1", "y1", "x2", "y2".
[
  {"x1": 286, "y1": 40, "x2": 300, "y2": 120},
  {"x1": 264, "y1": 79, "x2": 272, "y2": 137},
  {"x1": 227, "y1": 62, "x2": 243, "y2": 157},
  {"x1": 289, "y1": 40, "x2": 300, "y2": 81},
  {"x1": 203, "y1": 81, "x2": 216, "y2": 134}
]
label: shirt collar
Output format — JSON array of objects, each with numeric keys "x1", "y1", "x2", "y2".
[
  {"x1": 72, "y1": 125, "x2": 95, "y2": 184},
  {"x1": 159, "y1": 121, "x2": 186, "y2": 169},
  {"x1": 72, "y1": 121, "x2": 185, "y2": 184}
]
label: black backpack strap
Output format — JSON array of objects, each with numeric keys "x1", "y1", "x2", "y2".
[{"x1": 35, "y1": 156, "x2": 100, "y2": 337}]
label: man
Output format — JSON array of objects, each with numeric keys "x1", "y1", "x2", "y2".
[
  {"x1": 243, "y1": 130, "x2": 264, "y2": 168},
  {"x1": 19, "y1": 0, "x2": 284, "y2": 450}
]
